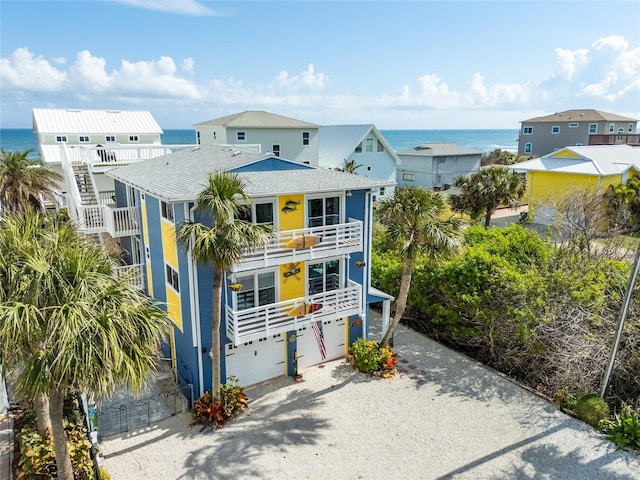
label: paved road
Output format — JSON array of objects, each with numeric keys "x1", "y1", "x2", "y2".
[{"x1": 100, "y1": 313, "x2": 640, "y2": 479}]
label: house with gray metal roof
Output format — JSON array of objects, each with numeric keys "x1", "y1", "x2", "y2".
[
  {"x1": 193, "y1": 110, "x2": 319, "y2": 165},
  {"x1": 518, "y1": 109, "x2": 639, "y2": 157},
  {"x1": 318, "y1": 125, "x2": 400, "y2": 199},
  {"x1": 106, "y1": 145, "x2": 394, "y2": 394},
  {"x1": 396, "y1": 142, "x2": 482, "y2": 190}
]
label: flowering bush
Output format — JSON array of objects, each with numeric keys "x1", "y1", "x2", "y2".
[
  {"x1": 349, "y1": 339, "x2": 397, "y2": 377},
  {"x1": 191, "y1": 377, "x2": 248, "y2": 428}
]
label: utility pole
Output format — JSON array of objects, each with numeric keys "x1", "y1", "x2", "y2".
[{"x1": 599, "y1": 244, "x2": 640, "y2": 398}]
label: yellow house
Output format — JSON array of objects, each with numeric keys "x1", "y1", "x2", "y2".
[{"x1": 512, "y1": 145, "x2": 640, "y2": 225}]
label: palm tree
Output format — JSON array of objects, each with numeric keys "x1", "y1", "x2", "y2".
[
  {"x1": 449, "y1": 166, "x2": 526, "y2": 229},
  {"x1": 378, "y1": 187, "x2": 465, "y2": 347},
  {"x1": 176, "y1": 171, "x2": 273, "y2": 402},
  {"x1": 0, "y1": 148, "x2": 62, "y2": 213},
  {"x1": 0, "y1": 211, "x2": 168, "y2": 480},
  {"x1": 337, "y1": 159, "x2": 362, "y2": 174}
]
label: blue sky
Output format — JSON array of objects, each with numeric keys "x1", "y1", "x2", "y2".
[{"x1": 1, "y1": 0, "x2": 639, "y2": 129}]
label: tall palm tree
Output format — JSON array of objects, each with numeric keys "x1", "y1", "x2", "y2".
[
  {"x1": 449, "y1": 166, "x2": 526, "y2": 229},
  {"x1": 0, "y1": 211, "x2": 168, "y2": 480},
  {"x1": 176, "y1": 171, "x2": 273, "y2": 403},
  {"x1": 0, "y1": 148, "x2": 62, "y2": 213},
  {"x1": 337, "y1": 159, "x2": 362, "y2": 174},
  {"x1": 378, "y1": 187, "x2": 465, "y2": 347}
]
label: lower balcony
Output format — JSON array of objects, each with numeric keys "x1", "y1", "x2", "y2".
[
  {"x1": 225, "y1": 280, "x2": 362, "y2": 345},
  {"x1": 75, "y1": 204, "x2": 139, "y2": 238},
  {"x1": 113, "y1": 263, "x2": 144, "y2": 291}
]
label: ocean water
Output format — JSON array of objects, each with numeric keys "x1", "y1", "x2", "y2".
[{"x1": 0, "y1": 128, "x2": 519, "y2": 157}]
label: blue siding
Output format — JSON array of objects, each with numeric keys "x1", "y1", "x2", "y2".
[
  {"x1": 114, "y1": 180, "x2": 127, "y2": 208},
  {"x1": 232, "y1": 157, "x2": 312, "y2": 173}
]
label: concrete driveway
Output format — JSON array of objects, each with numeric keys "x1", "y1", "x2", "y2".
[{"x1": 100, "y1": 315, "x2": 640, "y2": 479}]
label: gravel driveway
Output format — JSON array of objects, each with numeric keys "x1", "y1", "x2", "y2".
[{"x1": 100, "y1": 314, "x2": 640, "y2": 479}]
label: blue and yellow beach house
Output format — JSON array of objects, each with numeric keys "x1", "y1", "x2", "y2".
[{"x1": 107, "y1": 145, "x2": 394, "y2": 396}]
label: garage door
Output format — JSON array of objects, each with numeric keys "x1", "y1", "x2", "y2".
[
  {"x1": 224, "y1": 334, "x2": 286, "y2": 387},
  {"x1": 297, "y1": 318, "x2": 347, "y2": 370}
]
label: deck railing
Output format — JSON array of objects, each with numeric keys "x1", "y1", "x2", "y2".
[
  {"x1": 113, "y1": 263, "x2": 144, "y2": 291},
  {"x1": 235, "y1": 220, "x2": 363, "y2": 271},
  {"x1": 225, "y1": 280, "x2": 362, "y2": 345},
  {"x1": 588, "y1": 134, "x2": 640, "y2": 146},
  {"x1": 76, "y1": 204, "x2": 139, "y2": 237}
]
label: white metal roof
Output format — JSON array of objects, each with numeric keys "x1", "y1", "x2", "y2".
[
  {"x1": 32, "y1": 108, "x2": 163, "y2": 135},
  {"x1": 512, "y1": 145, "x2": 640, "y2": 176},
  {"x1": 107, "y1": 145, "x2": 393, "y2": 202}
]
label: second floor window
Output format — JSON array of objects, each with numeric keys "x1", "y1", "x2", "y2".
[
  {"x1": 105, "y1": 135, "x2": 116, "y2": 142},
  {"x1": 129, "y1": 135, "x2": 139, "y2": 142},
  {"x1": 237, "y1": 131, "x2": 245, "y2": 141},
  {"x1": 161, "y1": 201, "x2": 174, "y2": 222},
  {"x1": 589, "y1": 124, "x2": 598, "y2": 134},
  {"x1": 166, "y1": 265, "x2": 179, "y2": 292},
  {"x1": 523, "y1": 126, "x2": 533, "y2": 134},
  {"x1": 551, "y1": 126, "x2": 560, "y2": 134},
  {"x1": 524, "y1": 143, "x2": 532, "y2": 154},
  {"x1": 235, "y1": 271, "x2": 276, "y2": 310},
  {"x1": 79, "y1": 136, "x2": 90, "y2": 142},
  {"x1": 308, "y1": 196, "x2": 340, "y2": 228},
  {"x1": 56, "y1": 135, "x2": 67, "y2": 142},
  {"x1": 302, "y1": 132, "x2": 310, "y2": 145},
  {"x1": 272, "y1": 145, "x2": 280, "y2": 156},
  {"x1": 403, "y1": 173, "x2": 415, "y2": 181}
]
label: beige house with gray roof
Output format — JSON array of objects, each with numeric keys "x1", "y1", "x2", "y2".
[
  {"x1": 518, "y1": 109, "x2": 639, "y2": 157},
  {"x1": 193, "y1": 110, "x2": 319, "y2": 164}
]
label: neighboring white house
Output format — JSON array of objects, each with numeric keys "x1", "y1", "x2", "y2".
[
  {"x1": 32, "y1": 108, "x2": 196, "y2": 282},
  {"x1": 193, "y1": 110, "x2": 319, "y2": 164},
  {"x1": 318, "y1": 125, "x2": 400, "y2": 199},
  {"x1": 396, "y1": 142, "x2": 482, "y2": 190}
]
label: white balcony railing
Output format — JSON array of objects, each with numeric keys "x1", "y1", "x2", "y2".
[
  {"x1": 113, "y1": 263, "x2": 144, "y2": 291},
  {"x1": 76, "y1": 204, "x2": 139, "y2": 237},
  {"x1": 64, "y1": 144, "x2": 198, "y2": 169},
  {"x1": 226, "y1": 280, "x2": 362, "y2": 345},
  {"x1": 235, "y1": 220, "x2": 363, "y2": 271}
]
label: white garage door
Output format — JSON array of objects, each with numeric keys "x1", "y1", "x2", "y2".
[
  {"x1": 297, "y1": 318, "x2": 347, "y2": 370},
  {"x1": 225, "y1": 334, "x2": 286, "y2": 387}
]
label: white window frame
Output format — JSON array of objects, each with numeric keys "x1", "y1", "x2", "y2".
[
  {"x1": 551, "y1": 126, "x2": 560, "y2": 134},
  {"x1": 402, "y1": 173, "x2": 415, "y2": 182},
  {"x1": 105, "y1": 135, "x2": 116, "y2": 142},
  {"x1": 307, "y1": 257, "x2": 342, "y2": 296},
  {"x1": 233, "y1": 268, "x2": 278, "y2": 311},
  {"x1": 56, "y1": 135, "x2": 67, "y2": 143},
  {"x1": 306, "y1": 192, "x2": 343, "y2": 228},
  {"x1": 365, "y1": 138, "x2": 374, "y2": 153},
  {"x1": 272, "y1": 144, "x2": 280, "y2": 157},
  {"x1": 129, "y1": 135, "x2": 139, "y2": 142},
  {"x1": 165, "y1": 264, "x2": 179, "y2": 293},
  {"x1": 629, "y1": 123, "x2": 635, "y2": 133},
  {"x1": 302, "y1": 131, "x2": 310, "y2": 146},
  {"x1": 589, "y1": 123, "x2": 598, "y2": 134},
  {"x1": 609, "y1": 124, "x2": 615, "y2": 133},
  {"x1": 568, "y1": 123, "x2": 579, "y2": 128},
  {"x1": 523, "y1": 126, "x2": 533, "y2": 135},
  {"x1": 79, "y1": 135, "x2": 91, "y2": 143},
  {"x1": 238, "y1": 197, "x2": 277, "y2": 228},
  {"x1": 161, "y1": 201, "x2": 174, "y2": 223},
  {"x1": 237, "y1": 131, "x2": 246, "y2": 141},
  {"x1": 524, "y1": 143, "x2": 532, "y2": 154}
]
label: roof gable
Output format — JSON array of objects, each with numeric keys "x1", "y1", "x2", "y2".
[
  {"x1": 193, "y1": 110, "x2": 319, "y2": 129},
  {"x1": 232, "y1": 157, "x2": 313, "y2": 173},
  {"x1": 397, "y1": 142, "x2": 482, "y2": 156},
  {"x1": 318, "y1": 125, "x2": 401, "y2": 166}
]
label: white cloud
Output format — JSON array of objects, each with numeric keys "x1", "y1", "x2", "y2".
[
  {"x1": 114, "y1": 0, "x2": 216, "y2": 16},
  {"x1": 70, "y1": 50, "x2": 111, "y2": 92},
  {"x1": 274, "y1": 64, "x2": 329, "y2": 90},
  {"x1": 114, "y1": 56, "x2": 201, "y2": 99},
  {"x1": 182, "y1": 58, "x2": 195, "y2": 74},
  {"x1": 0, "y1": 47, "x2": 67, "y2": 91}
]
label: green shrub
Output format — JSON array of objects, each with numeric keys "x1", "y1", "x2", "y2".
[
  {"x1": 600, "y1": 404, "x2": 640, "y2": 454},
  {"x1": 190, "y1": 377, "x2": 248, "y2": 428},
  {"x1": 349, "y1": 338, "x2": 395, "y2": 375},
  {"x1": 553, "y1": 389, "x2": 578, "y2": 411},
  {"x1": 17, "y1": 417, "x2": 93, "y2": 479},
  {"x1": 574, "y1": 394, "x2": 610, "y2": 427}
]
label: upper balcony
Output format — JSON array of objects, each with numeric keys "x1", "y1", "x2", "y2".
[
  {"x1": 225, "y1": 280, "x2": 362, "y2": 345},
  {"x1": 588, "y1": 134, "x2": 640, "y2": 146},
  {"x1": 113, "y1": 263, "x2": 145, "y2": 291},
  {"x1": 234, "y1": 219, "x2": 363, "y2": 272}
]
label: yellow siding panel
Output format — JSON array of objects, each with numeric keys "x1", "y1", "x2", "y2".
[
  {"x1": 166, "y1": 287, "x2": 183, "y2": 331},
  {"x1": 146, "y1": 263, "x2": 154, "y2": 297},
  {"x1": 550, "y1": 149, "x2": 581, "y2": 158},
  {"x1": 280, "y1": 262, "x2": 305, "y2": 301},
  {"x1": 161, "y1": 219, "x2": 178, "y2": 269},
  {"x1": 278, "y1": 194, "x2": 304, "y2": 231},
  {"x1": 527, "y1": 172, "x2": 601, "y2": 206}
]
